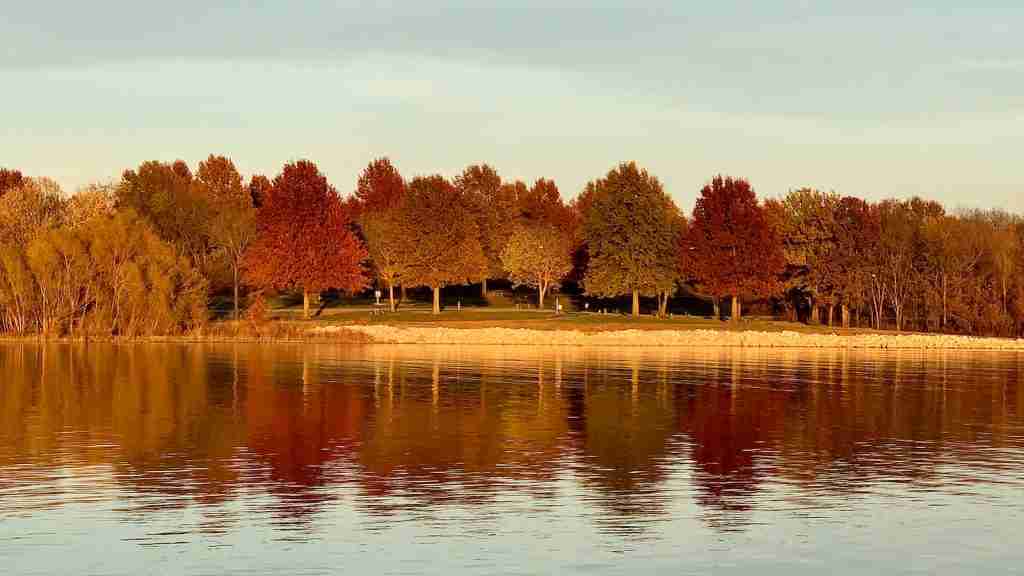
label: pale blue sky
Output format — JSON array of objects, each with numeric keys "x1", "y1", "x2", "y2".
[{"x1": 2, "y1": 1, "x2": 1022, "y2": 211}]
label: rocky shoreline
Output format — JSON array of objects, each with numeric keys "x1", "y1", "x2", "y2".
[{"x1": 334, "y1": 325, "x2": 1024, "y2": 350}]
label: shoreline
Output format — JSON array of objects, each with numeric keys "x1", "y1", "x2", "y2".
[
  {"x1": 2, "y1": 324, "x2": 1023, "y2": 350},
  {"x1": 335, "y1": 325, "x2": 1024, "y2": 351}
]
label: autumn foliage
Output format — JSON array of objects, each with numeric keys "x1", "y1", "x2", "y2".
[
  {"x1": 1, "y1": 154, "x2": 1023, "y2": 337},
  {"x1": 398, "y1": 175, "x2": 487, "y2": 314},
  {"x1": 244, "y1": 160, "x2": 368, "y2": 317},
  {"x1": 682, "y1": 176, "x2": 784, "y2": 319}
]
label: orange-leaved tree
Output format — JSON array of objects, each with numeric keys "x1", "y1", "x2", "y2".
[
  {"x1": 194, "y1": 154, "x2": 255, "y2": 321},
  {"x1": 354, "y1": 158, "x2": 408, "y2": 312},
  {"x1": 682, "y1": 176, "x2": 784, "y2": 321},
  {"x1": 455, "y1": 164, "x2": 514, "y2": 296},
  {"x1": 400, "y1": 175, "x2": 487, "y2": 314},
  {"x1": 244, "y1": 160, "x2": 368, "y2": 318}
]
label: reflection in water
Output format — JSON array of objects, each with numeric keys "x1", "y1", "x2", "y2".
[{"x1": 1, "y1": 344, "x2": 1023, "y2": 574}]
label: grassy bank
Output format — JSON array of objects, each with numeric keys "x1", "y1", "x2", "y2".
[
  {"x1": 260, "y1": 306, "x2": 880, "y2": 335},
  {"x1": 6, "y1": 307, "x2": 1021, "y2": 349}
]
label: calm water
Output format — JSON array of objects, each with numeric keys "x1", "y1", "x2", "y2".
[{"x1": 2, "y1": 344, "x2": 1023, "y2": 575}]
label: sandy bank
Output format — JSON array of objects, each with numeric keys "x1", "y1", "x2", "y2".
[{"x1": 331, "y1": 325, "x2": 1024, "y2": 350}]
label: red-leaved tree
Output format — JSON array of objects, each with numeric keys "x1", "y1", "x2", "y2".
[
  {"x1": 682, "y1": 176, "x2": 784, "y2": 320},
  {"x1": 244, "y1": 160, "x2": 368, "y2": 318},
  {"x1": 354, "y1": 157, "x2": 406, "y2": 217}
]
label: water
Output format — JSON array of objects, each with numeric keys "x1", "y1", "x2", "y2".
[{"x1": 1, "y1": 343, "x2": 1023, "y2": 575}]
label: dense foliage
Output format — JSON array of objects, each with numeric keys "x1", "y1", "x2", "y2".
[
  {"x1": 683, "y1": 176, "x2": 784, "y2": 320},
  {"x1": 2, "y1": 154, "x2": 1022, "y2": 336},
  {"x1": 244, "y1": 161, "x2": 368, "y2": 318},
  {"x1": 583, "y1": 163, "x2": 681, "y2": 316},
  {"x1": 501, "y1": 222, "x2": 574, "y2": 309}
]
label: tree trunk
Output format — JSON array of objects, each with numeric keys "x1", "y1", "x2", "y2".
[
  {"x1": 809, "y1": 296, "x2": 819, "y2": 324},
  {"x1": 233, "y1": 261, "x2": 240, "y2": 321},
  {"x1": 732, "y1": 295, "x2": 741, "y2": 322},
  {"x1": 632, "y1": 289, "x2": 640, "y2": 317},
  {"x1": 1002, "y1": 278, "x2": 1008, "y2": 318},
  {"x1": 481, "y1": 278, "x2": 488, "y2": 298},
  {"x1": 303, "y1": 289, "x2": 311, "y2": 319},
  {"x1": 539, "y1": 282, "x2": 547, "y2": 310},
  {"x1": 841, "y1": 304, "x2": 850, "y2": 328},
  {"x1": 400, "y1": 285, "x2": 407, "y2": 303},
  {"x1": 388, "y1": 282, "x2": 395, "y2": 312},
  {"x1": 827, "y1": 304, "x2": 834, "y2": 327},
  {"x1": 432, "y1": 286, "x2": 441, "y2": 315},
  {"x1": 941, "y1": 275, "x2": 948, "y2": 331},
  {"x1": 659, "y1": 291, "x2": 668, "y2": 317},
  {"x1": 712, "y1": 297, "x2": 720, "y2": 320}
]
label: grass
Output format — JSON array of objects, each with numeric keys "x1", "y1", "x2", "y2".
[{"x1": 253, "y1": 303, "x2": 879, "y2": 335}]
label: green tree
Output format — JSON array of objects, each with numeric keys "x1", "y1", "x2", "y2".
[{"x1": 582, "y1": 162, "x2": 681, "y2": 317}]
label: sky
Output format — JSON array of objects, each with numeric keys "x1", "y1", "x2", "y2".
[{"x1": 2, "y1": 1, "x2": 1022, "y2": 212}]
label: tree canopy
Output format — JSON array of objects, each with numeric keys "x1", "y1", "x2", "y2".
[
  {"x1": 501, "y1": 222, "x2": 574, "y2": 309},
  {"x1": 682, "y1": 176, "x2": 784, "y2": 320},
  {"x1": 399, "y1": 175, "x2": 487, "y2": 314},
  {"x1": 582, "y1": 162, "x2": 681, "y2": 316},
  {"x1": 244, "y1": 160, "x2": 368, "y2": 317}
]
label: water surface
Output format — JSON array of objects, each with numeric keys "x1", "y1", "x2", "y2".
[{"x1": 2, "y1": 344, "x2": 1023, "y2": 574}]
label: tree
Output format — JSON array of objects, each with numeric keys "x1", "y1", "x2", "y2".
[
  {"x1": 354, "y1": 158, "x2": 409, "y2": 311},
  {"x1": 0, "y1": 208, "x2": 208, "y2": 336},
  {"x1": 244, "y1": 160, "x2": 368, "y2": 318},
  {"x1": 501, "y1": 222, "x2": 573, "y2": 309},
  {"x1": 399, "y1": 175, "x2": 487, "y2": 314},
  {"x1": 582, "y1": 162, "x2": 681, "y2": 317},
  {"x1": 683, "y1": 176, "x2": 784, "y2": 321},
  {"x1": 517, "y1": 178, "x2": 571, "y2": 228},
  {"x1": 248, "y1": 175, "x2": 272, "y2": 209},
  {"x1": 986, "y1": 211, "x2": 1017, "y2": 323},
  {"x1": 0, "y1": 168, "x2": 24, "y2": 198},
  {"x1": 455, "y1": 164, "x2": 515, "y2": 296},
  {"x1": 360, "y1": 210, "x2": 409, "y2": 312},
  {"x1": 874, "y1": 200, "x2": 922, "y2": 331},
  {"x1": 832, "y1": 197, "x2": 880, "y2": 328},
  {"x1": 773, "y1": 188, "x2": 840, "y2": 324},
  {"x1": 195, "y1": 155, "x2": 255, "y2": 321},
  {"x1": 116, "y1": 160, "x2": 215, "y2": 275},
  {"x1": 920, "y1": 214, "x2": 983, "y2": 331},
  {"x1": 84, "y1": 211, "x2": 208, "y2": 336},
  {"x1": 0, "y1": 177, "x2": 65, "y2": 245},
  {"x1": 66, "y1": 183, "x2": 116, "y2": 230},
  {"x1": 355, "y1": 158, "x2": 406, "y2": 216}
]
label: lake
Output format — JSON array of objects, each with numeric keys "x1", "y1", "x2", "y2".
[{"x1": 1, "y1": 343, "x2": 1022, "y2": 575}]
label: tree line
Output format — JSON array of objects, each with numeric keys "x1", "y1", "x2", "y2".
[{"x1": 0, "y1": 158, "x2": 1021, "y2": 337}]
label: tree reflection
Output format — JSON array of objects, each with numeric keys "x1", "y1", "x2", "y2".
[{"x1": 1, "y1": 344, "x2": 1022, "y2": 538}]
